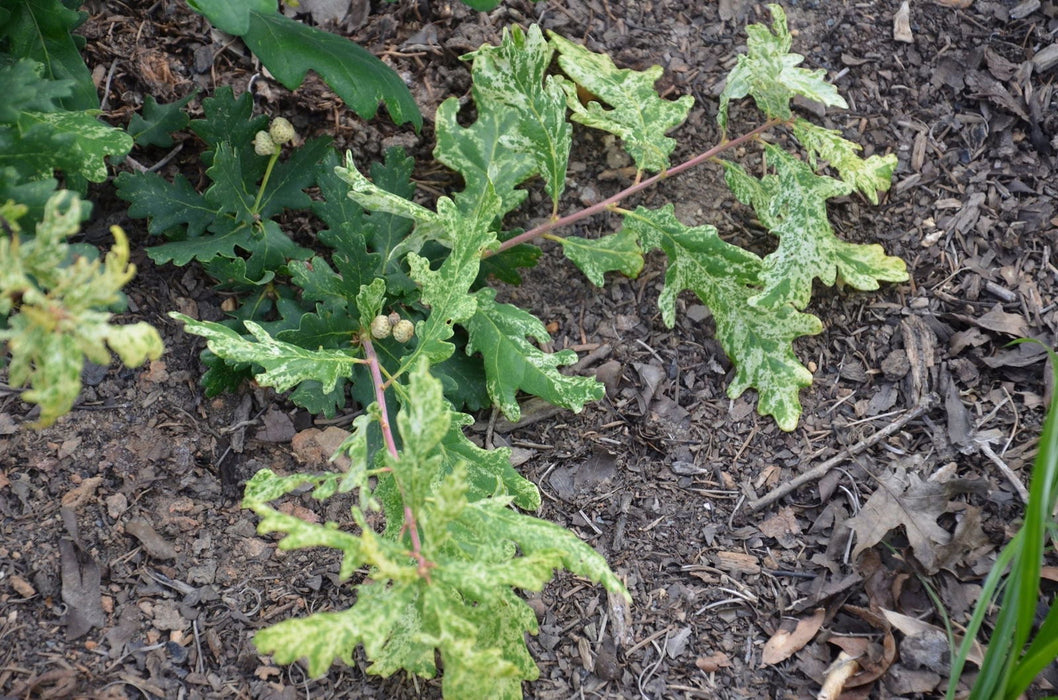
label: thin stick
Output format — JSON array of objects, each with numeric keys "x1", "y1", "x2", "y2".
[
  {"x1": 746, "y1": 403, "x2": 929, "y2": 513},
  {"x1": 978, "y1": 441, "x2": 1029, "y2": 504}
]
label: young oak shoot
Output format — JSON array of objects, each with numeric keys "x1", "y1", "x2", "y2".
[{"x1": 164, "y1": 5, "x2": 906, "y2": 695}]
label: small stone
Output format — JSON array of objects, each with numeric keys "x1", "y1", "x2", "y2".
[
  {"x1": 105, "y1": 493, "x2": 128, "y2": 520},
  {"x1": 9, "y1": 574, "x2": 36, "y2": 598}
]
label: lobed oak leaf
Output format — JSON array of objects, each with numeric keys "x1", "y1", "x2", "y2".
[
  {"x1": 550, "y1": 31, "x2": 693, "y2": 172},
  {"x1": 846, "y1": 468, "x2": 961, "y2": 574}
]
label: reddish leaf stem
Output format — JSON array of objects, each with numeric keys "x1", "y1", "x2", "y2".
[
  {"x1": 362, "y1": 336, "x2": 399, "y2": 460},
  {"x1": 362, "y1": 335, "x2": 433, "y2": 579},
  {"x1": 489, "y1": 118, "x2": 783, "y2": 256}
]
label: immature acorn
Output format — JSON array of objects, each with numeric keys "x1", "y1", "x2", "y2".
[
  {"x1": 392, "y1": 319, "x2": 415, "y2": 343},
  {"x1": 370, "y1": 314, "x2": 392, "y2": 339},
  {"x1": 269, "y1": 117, "x2": 296, "y2": 145},
  {"x1": 253, "y1": 130, "x2": 278, "y2": 156}
]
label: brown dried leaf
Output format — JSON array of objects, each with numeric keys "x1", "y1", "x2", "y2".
[
  {"x1": 841, "y1": 605, "x2": 898, "y2": 687},
  {"x1": 762, "y1": 608, "x2": 825, "y2": 665},
  {"x1": 696, "y1": 652, "x2": 733, "y2": 672},
  {"x1": 845, "y1": 469, "x2": 951, "y2": 573},
  {"x1": 758, "y1": 506, "x2": 803, "y2": 548},
  {"x1": 60, "y1": 538, "x2": 105, "y2": 639},
  {"x1": 713, "y1": 551, "x2": 760, "y2": 575},
  {"x1": 61, "y1": 476, "x2": 103, "y2": 509}
]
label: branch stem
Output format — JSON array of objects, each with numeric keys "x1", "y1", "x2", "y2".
[
  {"x1": 489, "y1": 118, "x2": 782, "y2": 256},
  {"x1": 362, "y1": 335, "x2": 434, "y2": 579}
]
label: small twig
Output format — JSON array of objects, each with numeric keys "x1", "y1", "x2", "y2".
[
  {"x1": 978, "y1": 441, "x2": 1029, "y2": 504},
  {"x1": 746, "y1": 402, "x2": 930, "y2": 513}
]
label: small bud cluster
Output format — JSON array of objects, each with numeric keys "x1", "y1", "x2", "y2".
[
  {"x1": 370, "y1": 313, "x2": 415, "y2": 343},
  {"x1": 254, "y1": 117, "x2": 298, "y2": 157}
]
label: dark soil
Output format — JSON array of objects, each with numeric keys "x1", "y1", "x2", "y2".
[{"x1": 3, "y1": 0, "x2": 1058, "y2": 698}]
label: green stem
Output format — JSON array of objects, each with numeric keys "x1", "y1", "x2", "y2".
[
  {"x1": 488, "y1": 118, "x2": 783, "y2": 256},
  {"x1": 253, "y1": 151, "x2": 280, "y2": 214}
]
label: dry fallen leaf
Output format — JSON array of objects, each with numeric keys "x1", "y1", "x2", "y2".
[
  {"x1": 696, "y1": 652, "x2": 733, "y2": 672},
  {"x1": 762, "y1": 608, "x2": 825, "y2": 665},
  {"x1": 61, "y1": 476, "x2": 103, "y2": 509},
  {"x1": 831, "y1": 606, "x2": 897, "y2": 688},
  {"x1": 845, "y1": 468, "x2": 951, "y2": 573},
  {"x1": 759, "y1": 506, "x2": 803, "y2": 548}
]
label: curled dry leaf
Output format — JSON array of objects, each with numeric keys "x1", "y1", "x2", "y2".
[
  {"x1": 762, "y1": 608, "x2": 825, "y2": 665},
  {"x1": 696, "y1": 652, "x2": 733, "y2": 673}
]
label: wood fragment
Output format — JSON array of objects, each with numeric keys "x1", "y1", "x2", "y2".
[
  {"x1": 1032, "y1": 43, "x2": 1058, "y2": 72},
  {"x1": 893, "y1": 1, "x2": 913, "y2": 43}
]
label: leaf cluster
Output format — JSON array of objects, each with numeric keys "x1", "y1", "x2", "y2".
[
  {"x1": 146, "y1": 6, "x2": 907, "y2": 695},
  {"x1": 0, "y1": 193, "x2": 163, "y2": 426},
  {"x1": 0, "y1": 0, "x2": 162, "y2": 428},
  {"x1": 0, "y1": 0, "x2": 133, "y2": 220}
]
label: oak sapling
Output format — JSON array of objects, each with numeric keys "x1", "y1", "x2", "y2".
[{"x1": 132, "y1": 5, "x2": 906, "y2": 696}]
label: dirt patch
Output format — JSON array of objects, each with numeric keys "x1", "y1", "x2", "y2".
[{"x1": 2, "y1": 1, "x2": 1057, "y2": 698}]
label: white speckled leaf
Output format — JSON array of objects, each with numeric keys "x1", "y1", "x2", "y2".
[
  {"x1": 17, "y1": 110, "x2": 132, "y2": 182},
  {"x1": 556, "y1": 228, "x2": 644, "y2": 287},
  {"x1": 790, "y1": 118, "x2": 899, "y2": 205},
  {"x1": 623, "y1": 205, "x2": 822, "y2": 430},
  {"x1": 401, "y1": 196, "x2": 499, "y2": 367},
  {"x1": 549, "y1": 31, "x2": 693, "y2": 172},
  {"x1": 465, "y1": 25, "x2": 571, "y2": 208},
  {"x1": 718, "y1": 4, "x2": 847, "y2": 131},
  {"x1": 172, "y1": 314, "x2": 359, "y2": 394},
  {"x1": 723, "y1": 144, "x2": 907, "y2": 310},
  {"x1": 465, "y1": 287, "x2": 603, "y2": 421}
]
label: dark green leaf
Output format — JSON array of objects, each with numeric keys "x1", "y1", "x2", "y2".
[
  {"x1": 1, "y1": 0, "x2": 98, "y2": 110},
  {"x1": 242, "y1": 11, "x2": 421, "y2": 130},
  {"x1": 116, "y1": 171, "x2": 214, "y2": 239},
  {"x1": 127, "y1": 92, "x2": 194, "y2": 148}
]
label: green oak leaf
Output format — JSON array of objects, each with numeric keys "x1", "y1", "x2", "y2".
[
  {"x1": 718, "y1": 4, "x2": 847, "y2": 131},
  {"x1": 0, "y1": 59, "x2": 72, "y2": 123},
  {"x1": 186, "y1": 0, "x2": 420, "y2": 128},
  {"x1": 1, "y1": 0, "x2": 98, "y2": 110},
  {"x1": 189, "y1": 87, "x2": 267, "y2": 169},
  {"x1": 790, "y1": 118, "x2": 898, "y2": 205},
  {"x1": 243, "y1": 10, "x2": 420, "y2": 129},
  {"x1": 466, "y1": 24, "x2": 571, "y2": 208},
  {"x1": 173, "y1": 314, "x2": 360, "y2": 394},
  {"x1": 149, "y1": 217, "x2": 310, "y2": 269},
  {"x1": 465, "y1": 287, "x2": 603, "y2": 421},
  {"x1": 549, "y1": 31, "x2": 693, "y2": 172},
  {"x1": 115, "y1": 171, "x2": 215, "y2": 238},
  {"x1": 722, "y1": 144, "x2": 907, "y2": 310},
  {"x1": 432, "y1": 341, "x2": 490, "y2": 412},
  {"x1": 127, "y1": 92, "x2": 194, "y2": 147},
  {"x1": 257, "y1": 136, "x2": 333, "y2": 218},
  {"x1": 622, "y1": 205, "x2": 822, "y2": 430},
  {"x1": 555, "y1": 228, "x2": 644, "y2": 286},
  {"x1": 433, "y1": 100, "x2": 535, "y2": 225}
]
